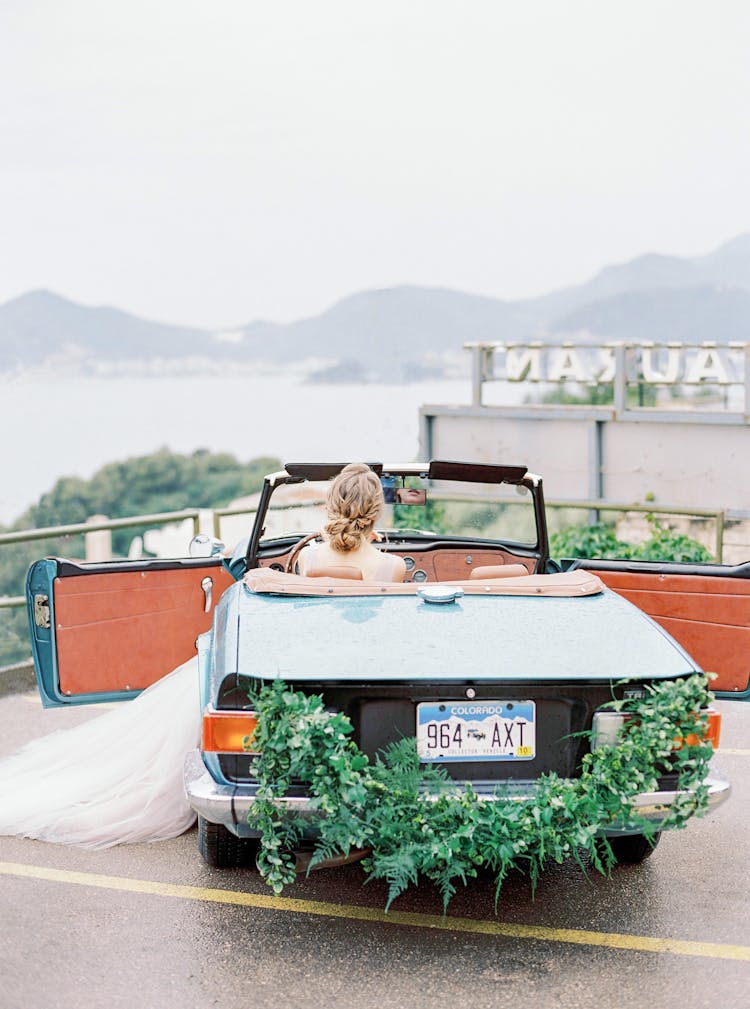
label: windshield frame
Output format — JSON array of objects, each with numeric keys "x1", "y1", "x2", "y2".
[{"x1": 244, "y1": 461, "x2": 549, "y2": 571}]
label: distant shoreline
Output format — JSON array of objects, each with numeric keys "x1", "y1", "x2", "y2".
[{"x1": 0, "y1": 357, "x2": 467, "y2": 384}]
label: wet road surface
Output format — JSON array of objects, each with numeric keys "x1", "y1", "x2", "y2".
[{"x1": 1, "y1": 692, "x2": 748, "y2": 1009}]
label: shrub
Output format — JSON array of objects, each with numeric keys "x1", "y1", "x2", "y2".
[
  {"x1": 550, "y1": 522, "x2": 632, "y2": 560},
  {"x1": 551, "y1": 515, "x2": 712, "y2": 563}
]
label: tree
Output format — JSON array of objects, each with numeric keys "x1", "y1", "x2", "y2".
[{"x1": 0, "y1": 448, "x2": 280, "y2": 665}]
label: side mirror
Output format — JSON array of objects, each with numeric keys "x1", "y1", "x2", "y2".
[{"x1": 189, "y1": 533, "x2": 226, "y2": 558}]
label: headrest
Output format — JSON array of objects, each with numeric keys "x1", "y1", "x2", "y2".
[{"x1": 469, "y1": 564, "x2": 529, "y2": 580}]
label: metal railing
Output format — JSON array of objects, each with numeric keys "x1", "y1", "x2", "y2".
[
  {"x1": 0, "y1": 495, "x2": 737, "y2": 681},
  {"x1": 212, "y1": 505, "x2": 257, "y2": 538},
  {"x1": 0, "y1": 496, "x2": 730, "y2": 619},
  {"x1": 0, "y1": 508, "x2": 202, "y2": 547},
  {"x1": 545, "y1": 499, "x2": 725, "y2": 562},
  {"x1": 0, "y1": 501, "x2": 331, "y2": 611},
  {"x1": 0, "y1": 508, "x2": 202, "y2": 612},
  {"x1": 0, "y1": 595, "x2": 25, "y2": 609}
]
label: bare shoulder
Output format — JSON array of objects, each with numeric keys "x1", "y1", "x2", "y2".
[
  {"x1": 390, "y1": 553, "x2": 407, "y2": 581},
  {"x1": 297, "y1": 542, "x2": 317, "y2": 575}
]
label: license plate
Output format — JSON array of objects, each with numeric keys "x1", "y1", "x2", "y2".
[{"x1": 416, "y1": 700, "x2": 536, "y2": 762}]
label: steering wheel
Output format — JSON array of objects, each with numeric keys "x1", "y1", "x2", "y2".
[{"x1": 285, "y1": 532, "x2": 321, "y2": 574}]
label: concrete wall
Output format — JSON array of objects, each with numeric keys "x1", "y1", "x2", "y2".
[
  {"x1": 422, "y1": 405, "x2": 750, "y2": 512},
  {"x1": 601, "y1": 421, "x2": 750, "y2": 510}
]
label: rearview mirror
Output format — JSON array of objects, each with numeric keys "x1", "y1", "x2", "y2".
[
  {"x1": 381, "y1": 476, "x2": 427, "y2": 505},
  {"x1": 395, "y1": 488, "x2": 426, "y2": 505}
]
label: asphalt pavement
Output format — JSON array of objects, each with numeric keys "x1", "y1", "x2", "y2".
[{"x1": 0, "y1": 690, "x2": 748, "y2": 1009}]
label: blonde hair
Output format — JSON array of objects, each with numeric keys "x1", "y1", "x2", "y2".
[{"x1": 324, "y1": 463, "x2": 384, "y2": 553}]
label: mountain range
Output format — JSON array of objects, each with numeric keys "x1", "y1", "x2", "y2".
[{"x1": 3, "y1": 235, "x2": 750, "y2": 381}]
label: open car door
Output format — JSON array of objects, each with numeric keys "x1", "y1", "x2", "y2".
[
  {"x1": 571, "y1": 559, "x2": 750, "y2": 700},
  {"x1": 27, "y1": 557, "x2": 235, "y2": 707}
]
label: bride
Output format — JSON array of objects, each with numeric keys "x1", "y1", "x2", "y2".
[
  {"x1": 0, "y1": 657, "x2": 201, "y2": 847},
  {"x1": 0, "y1": 464, "x2": 404, "y2": 848}
]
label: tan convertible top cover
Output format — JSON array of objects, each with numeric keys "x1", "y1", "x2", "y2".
[{"x1": 244, "y1": 568, "x2": 603, "y2": 598}]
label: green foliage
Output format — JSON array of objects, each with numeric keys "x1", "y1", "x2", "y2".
[
  {"x1": 391, "y1": 477, "x2": 450, "y2": 535},
  {"x1": 550, "y1": 515, "x2": 712, "y2": 562},
  {"x1": 248, "y1": 675, "x2": 713, "y2": 910},
  {"x1": 391, "y1": 485, "x2": 534, "y2": 542},
  {"x1": 633, "y1": 521, "x2": 712, "y2": 563},
  {"x1": 391, "y1": 498, "x2": 449, "y2": 534},
  {"x1": 0, "y1": 607, "x2": 31, "y2": 666},
  {"x1": 0, "y1": 448, "x2": 279, "y2": 665},
  {"x1": 536, "y1": 383, "x2": 657, "y2": 408},
  {"x1": 550, "y1": 522, "x2": 633, "y2": 560},
  {"x1": 27, "y1": 448, "x2": 278, "y2": 555}
]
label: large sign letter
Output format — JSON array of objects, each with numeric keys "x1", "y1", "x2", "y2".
[
  {"x1": 641, "y1": 346, "x2": 682, "y2": 383},
  {"x1": 505, "y1": 346, "x2": 542, "y2": 382},
  {"x1": 594, "y1": 347, "x2": 616, "y2": 382},
  {"x1": 547, "y1": 347, "x2": 587, "y2": 383},
  {"x1": 685, "y1": 347, "x2": 730, "y2": 384}
]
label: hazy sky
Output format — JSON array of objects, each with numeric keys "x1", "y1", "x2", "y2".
[{"x1": 1, "y1": 1, "x2": 749, "y2": 328}]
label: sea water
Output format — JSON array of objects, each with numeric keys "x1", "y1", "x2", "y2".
[{"x1": 0, "y1": 370, "x2": 496, "y2": 524}]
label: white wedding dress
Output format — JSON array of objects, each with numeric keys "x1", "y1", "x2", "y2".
[{"x1": 0, "y1": 657, "x2": 200, "y2": 848}]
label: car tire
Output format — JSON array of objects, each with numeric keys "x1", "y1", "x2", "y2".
[
  {"x1": 197, "y1": 816, "x2": 259, "y2": 869},
  {"x1": 601, "y1": 831, "x2": 661, "y2": 865}
]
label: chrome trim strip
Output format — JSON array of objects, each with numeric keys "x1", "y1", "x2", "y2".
[{"x1": 184, "y1": 748, "x2": 731, "y2": 837}]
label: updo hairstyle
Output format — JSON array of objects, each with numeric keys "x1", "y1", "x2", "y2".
[{"x1": 324, "y1": 463, "x2": 384, "y2": 553}]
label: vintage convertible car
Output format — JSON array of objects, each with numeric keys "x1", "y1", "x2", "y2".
[{"x1": 26, "y1": 461, "x2": 749, "y2": 870}]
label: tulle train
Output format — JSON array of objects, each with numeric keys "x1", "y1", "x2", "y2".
[{"x1": 0, "y1": 657, "x2": 201, "y2": 848}]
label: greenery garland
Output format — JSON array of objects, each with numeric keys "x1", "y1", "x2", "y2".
[{"x1": 248, "y1": 675, "x2": 713, "y2": 910}]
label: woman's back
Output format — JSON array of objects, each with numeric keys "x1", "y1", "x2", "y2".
[
  {"x1": 298, "y1": 463, "x2": 407, "y2": 583},
  {"x1": 300, "y1": 538, "x2": 405, "y2": 582}
]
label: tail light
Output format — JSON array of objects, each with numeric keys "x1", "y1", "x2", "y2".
[
  {"x1": 679, "y1": 708, "x2": 722, "y2": 750},
  {"x1": 592, "y1": 708, "x2": 721, "y2": 751},
  {"x1": 202, "y1": 708, "x2": 258, "y2": 753}
]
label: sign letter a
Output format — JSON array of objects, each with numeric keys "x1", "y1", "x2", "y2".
[
  {"x1": 685, "y1": 348, "x2": 730, "y2": 384},
  {"x1": 547, "y1": 347, "x2": 587, "y2": 383}
]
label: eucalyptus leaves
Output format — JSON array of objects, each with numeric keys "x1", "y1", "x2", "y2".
[{"x1": 248, "y1": 675, "x2": 713, "y2": 910}]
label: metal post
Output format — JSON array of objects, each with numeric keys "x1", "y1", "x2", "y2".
[
  {"x1": 471, "y1": 345, "x2": 484, "y2": 406},
  {"x1": 419, "y1": 410, "x2": 434, "y2": 462},
  {"x1": 745, "y1": 344, "x2": 750, "y2": 420},
  {"x1": 85, "y1": 515, "x2": 112, "y2": 561},
  {"x1": 715, "y1": 511, "x2": 725, "y2": 563},
  {"x1": 613, "y1": 344, "x2": 627, "y2": 416},
  {"x1": 587, "y1": 421, "x2": 603, "y2": 525}
]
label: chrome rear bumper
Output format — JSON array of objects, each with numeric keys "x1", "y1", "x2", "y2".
[{"x1": 183, "y1": 748, "x2": 731, "y2": 838}]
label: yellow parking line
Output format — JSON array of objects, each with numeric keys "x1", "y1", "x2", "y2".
[
  {"x1": 20, "y1": 694, "x2": 117, "y2": 709},
  {"x1": 1, "y1": 861, "x2": 748, "y2": 962}
]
